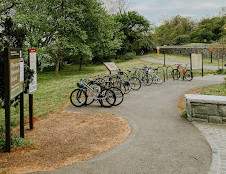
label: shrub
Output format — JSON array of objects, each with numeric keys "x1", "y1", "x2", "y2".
[{"x1": 123, "y1": 52, "x2": 136, "y2": 60}]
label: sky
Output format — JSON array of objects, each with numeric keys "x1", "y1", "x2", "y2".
[{"x1": 130, "y1": 0, "x2": 226, "y2": 26}]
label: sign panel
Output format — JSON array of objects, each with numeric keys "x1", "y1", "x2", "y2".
[
  {"x1": 209, "y1": 48, "x2": 214, "y2": 52},
  {"x1": 103, "y1": 62, "x2": 120, "y2": 71},
  {"x1": 29, "y1": 49, "x2": 37, "y2": 94},
  {"x1": 191, "y1": 53, "x2": 202, "y2": 67},
  {"x1": 9, "y1": 49, "x2": 23, "y2": 100}
]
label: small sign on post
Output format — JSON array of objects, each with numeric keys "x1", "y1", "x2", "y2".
[
  {"x1": 209, "y1": 48, "x2": 214, "y2": 63},
  {"x1": 28, "y1": 49, "x2": 37, "y2": 130}
]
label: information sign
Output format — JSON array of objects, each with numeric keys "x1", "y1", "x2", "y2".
[
  {"x1": 29, "y1": 49, "x2": 37, "y2": 94},
  {"x1": 103, "y1": 62, "x2": 120, "y2": 72},
  {"x1": 9, "y1": 49, "x2": 24, "y2": 100},
  {"x1": 191, "y1": 53, "x2": 202, "y2": 67}
]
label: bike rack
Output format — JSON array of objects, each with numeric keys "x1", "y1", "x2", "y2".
[
  {"x1": 157, "y1": 67, "x2": 166, "y2": 82},
  {"x1": 166, "y1": 66, "x2": 174, "y2": 80}
]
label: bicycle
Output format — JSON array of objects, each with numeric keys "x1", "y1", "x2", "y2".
[
  {"x1": 70, "y1": 79, "x2": 116, "y2": 107},
  {"x1": 150, "y1": 68, "x2": 164, "y2": 84},
  {"x1": 172, "y1": 64, "x2": 193, "y2": 81}
]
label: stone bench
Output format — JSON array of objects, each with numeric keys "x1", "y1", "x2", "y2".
[{"x1": 185, "y1": 94, "x2": 226, "y2": 124}]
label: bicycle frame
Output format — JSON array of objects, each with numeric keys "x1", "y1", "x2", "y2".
[{"x1": 177, "y1": 65, "x2": 188, "y2": 77}]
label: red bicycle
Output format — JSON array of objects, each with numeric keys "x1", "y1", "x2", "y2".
[{"x1": 172, "y1": 64, "x2": 193, "y2": 81}]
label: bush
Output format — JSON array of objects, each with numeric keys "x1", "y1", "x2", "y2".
[
  {"x1": 123, "y1": 52, "x2": 136, "y2": 60},
  {"x1": 216, "y1": 69, "x2": 226, "y2": 74}
]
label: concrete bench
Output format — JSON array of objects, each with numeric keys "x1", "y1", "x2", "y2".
[{"x1": 185, "y1": 94, "x2": 226, "y2": 124}]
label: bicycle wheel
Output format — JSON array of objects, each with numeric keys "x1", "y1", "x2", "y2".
[
  {"x1": 99, "y1": 89, "x2": 116, "y2": 108},
  {"x1": 143, "y1": 74, "x2": 153, "y2": 86},
  {"x1": 70, "y1": 89, "x2": 87, "y2": 107},
  {"x1": 111, "y1": 76, "x2": 126, "y2": 94},
  {"x1": 130, "y1": 77, "x2": 141, "y2": 90},
  {"x1": 172, "y1": 69, "x2": 180, "y2": 80},
  {"x1": 110, "y1": 87, "x2": 124, "y2": 106},
  {"x1": 155, "y1": 72, "x2": 164, "y2": 84},
  {"x1": 183, "y1": 70, "x2": 193, "y2": 81},
  {"x1": 123, "y1": 80, "x2": 132, "y2": 94}
]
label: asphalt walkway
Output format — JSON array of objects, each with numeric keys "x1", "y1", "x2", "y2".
[
  {"x1": 34, "y1": 75, "x2": 226, "y2": 174},
  {"x1": 141, "y1": 57, "x2": 221, "y2": 70}
]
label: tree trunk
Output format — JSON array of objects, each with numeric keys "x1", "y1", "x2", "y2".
[
  {"x1": 55, "y1": 54, "x2": 60, "y2": 76},
  {"x1": 79, "y1": 58, "x2": 83, "y2": 71}
]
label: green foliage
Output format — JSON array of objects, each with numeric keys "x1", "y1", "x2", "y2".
[
  {"x1": 122, "y1": 52, "x2": 136, "y2": 60},
  {"x1": 216, "y1": 69, "x2": 226, "y2": 74},
  {"x1": 153, "y1": 15, "x2": 194, "y2": 46},
  {"x1": 15, "y1": 0, "x2": 123, "y2": 72},
  {"x1": 172, "y1": 34, "x2": 191, "y2": 45},
  {"x1": 190, "y1": 17, "x2": 225, "y2": 43},
  {"x1": 115, "y1": 11, "x2": 151, "y2": 54},
  {"x1": 154, "y1": 10, "x2": 226, "y2": 46},
  {"x1": 0, "y1": 134, "x2": 34, "y2": 149}
]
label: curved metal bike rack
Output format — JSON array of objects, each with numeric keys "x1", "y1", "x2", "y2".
[
  {"x1": 166, "y1": 66, "x2": 174, "y2": 80},
  {"x1": 157, "y1": 67, "x2": 166, "y2": 82}
]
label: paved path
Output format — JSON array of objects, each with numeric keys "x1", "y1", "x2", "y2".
[
  {"x1": 34, "y1": 75, "x2": 226, "y2": 174},
  {"x1": 141, "y1": 57, "x2": 221, "y2": 70},
  {"x1": 194, "y1": 123, "x2": 226, "y2": 174}
]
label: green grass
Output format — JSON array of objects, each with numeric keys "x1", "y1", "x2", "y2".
[
  {"x1": 145, "y1": 53, "x2": 220, "y2": 66},
  {"x1": 200, "y1": 82, "x2": 226, "y2": 96}
]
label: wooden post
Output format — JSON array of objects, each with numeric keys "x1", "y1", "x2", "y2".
[
  {"x1": 29, "y1": 94, "x2": 34, "y2": 129},
  {"x1": 20, "y1": 92, "x2": 24, "y2": 138},
  {"x1": 202, "y1": 54, "x2": 204, "y2": 77},
  {"x1": 4, "y1": 48, "x2": 11, "y2": 152}
]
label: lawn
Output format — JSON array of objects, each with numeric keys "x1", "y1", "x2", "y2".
[
  {"x1": 145, "y1": 53, "x2": 221, "y2": 67},
  {"x1": 199, "y1": 82, "x2": 226, "y2": 96}
]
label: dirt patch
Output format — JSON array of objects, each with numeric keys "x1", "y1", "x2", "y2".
[
  {"x1": 177, "y1": 87, "x2": 203, "y2": 115},
  {"x1": 0, "y1": 112, "x2": 131, "y2": 174}
]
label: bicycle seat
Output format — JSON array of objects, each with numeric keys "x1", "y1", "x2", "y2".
[
  {"x1": 127, "y1": 70, "x2": 132, "y2": 73},
  {"x1": 175, "y1": 64, "x2": 182, "y2": 66}
]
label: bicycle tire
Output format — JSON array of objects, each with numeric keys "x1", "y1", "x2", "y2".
[
  {"x1": 98, "y1": 89, "x2": 116, "y2": 108},
  {"x1": 183, "y1": 70, "x2": 193, "y2": 81},
  {"x1": 110, "y1": 87, "x2": 124, "y2": 106},
  {"x1": 70, "y1": 89, "x2": 87, "y2": 107},
  {"x1": 143, "y1": 74, "x2": 153, "y2": 86},
  {"x1": 172, "y1": 69, "x2": 180, "y2": 80},
  {"x1": 123, "y1": 80, "x2": 132, "y2": 94},
  {"x1": 130, "y1": 77, "x2": 141, "y2": 90}
]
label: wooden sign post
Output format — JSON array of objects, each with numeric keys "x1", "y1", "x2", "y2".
[{"x1": 4, "y1": 48, "x2": 24, "y2": 152}]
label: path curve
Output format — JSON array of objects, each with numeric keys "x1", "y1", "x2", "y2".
[
  {"x1": 33, "y1": 75, "x2": 226, "y2": 174},
  {"x1": 141, "y1": 57, "x2": 220, "y2": 70}
]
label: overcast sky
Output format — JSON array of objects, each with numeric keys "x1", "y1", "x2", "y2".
[{"x1": 130, "y1": 0, "x2": 226, "y2": 26}]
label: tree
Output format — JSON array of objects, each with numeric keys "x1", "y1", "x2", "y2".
[
  {"x1": 15, "y1": 0, "x2": 123, "y2": 73},
  {"x1": 190, "y1": 17, "x2": 225, "y2": 43},
  {"x1": 153, "y1": 15, "x2": 194, "y2": 45},
  {"x1": 115, "y1": 11, "x2": 151, "y2": 54}
]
